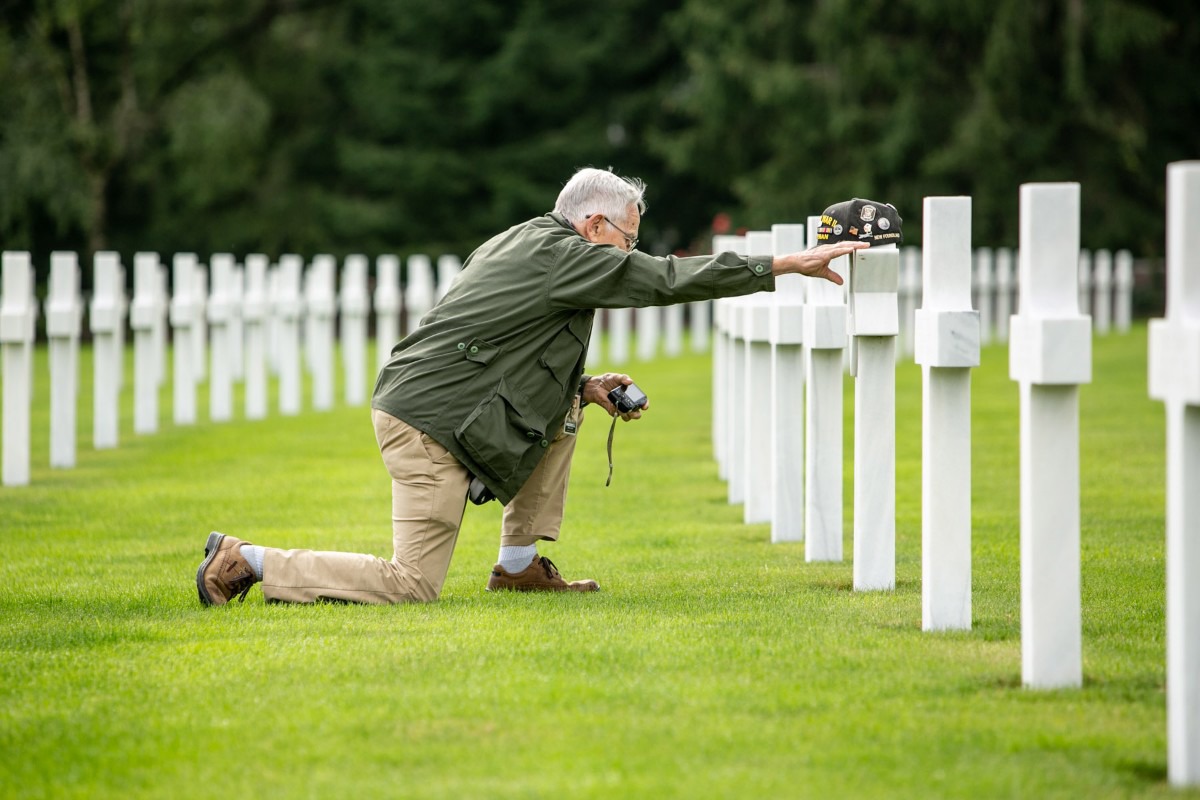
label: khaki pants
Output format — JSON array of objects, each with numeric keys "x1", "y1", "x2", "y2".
[{"x1": 261, "y1": 404, "x2": 583, "y2": 604}]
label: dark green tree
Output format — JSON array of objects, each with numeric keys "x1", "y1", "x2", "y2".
[
  {"x1": 654, "y1": 0, "x2": 1199, "y2": 253},
  {"x1": 324, "y1": 0, "x2": 699, "y2": 259},
  {"x1": 0, "y1": 0, "x2": 342, "y2": 264}
]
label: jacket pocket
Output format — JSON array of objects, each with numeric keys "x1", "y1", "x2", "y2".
[
  {"x1": 538, "y1": 314, "x2": 591, "y2": 387},
  {"x1": 454, "y1": 378, "x2": 546, "y2": 482}
]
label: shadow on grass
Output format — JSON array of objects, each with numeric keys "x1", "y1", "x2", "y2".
[
  {"x1": 972, "y1": 616, "x2": 1020, "y2": 642},
  {"x1": 985, "y1": 673, "x2": 1024, "y2": 690},
  {"x1": 972, "y1": 670, "x2": 1162, "y2": 701},
  {"x1": 1114, "y1": 758, "x2": 1168, "y2": 785},
  {"x1": 1081, "y1": 670, "x2": 1165, "y2": 700},
  {"x1": 810, "y1": 577, "x2": 854, "y2": 593},
  {"x1": 808, "y1": 577, "x2": 920, "y2": 594}
]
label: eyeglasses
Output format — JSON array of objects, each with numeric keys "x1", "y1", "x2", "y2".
[{"x1": 602, "y1": 216, "x2": 639, "y2": 250}]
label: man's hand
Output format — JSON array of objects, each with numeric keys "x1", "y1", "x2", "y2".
[
  {"x1": 583, "y1": 372, "x2": 648, "y2": 421},
  {"x1": 772, "y1": 241, "x2": 869, "y2": 285}
]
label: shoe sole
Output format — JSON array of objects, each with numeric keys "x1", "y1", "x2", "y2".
[
  {"x1": 196, "y1": 531, "x2": 226, "y2": 607},
  {"x1": 486, "y1": 582, "x2": 600, "y2": 593}
]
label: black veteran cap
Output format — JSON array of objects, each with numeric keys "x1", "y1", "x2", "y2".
[{"x1": 816, "y1": 198, "x2": 903, "y2": 246}]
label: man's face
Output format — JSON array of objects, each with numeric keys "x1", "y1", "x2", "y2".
[{"x1": 586, "y1": 205, "x2": 641, "y2": 252}]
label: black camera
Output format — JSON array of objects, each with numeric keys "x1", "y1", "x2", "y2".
[
  {"x1": 607, "y1": 382, "x2": 648, "y2": 414},
  {"x1": 467, "y1": 475, "x2": 496, "y2": 505}
]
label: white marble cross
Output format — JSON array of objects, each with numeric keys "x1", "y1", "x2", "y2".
[
  {"x1": 741, "y1": 231, "x2": 775, "y2": 524},
  {"x1": 192, "y1": 265, "x2": 208, "y2": 383},
  {"x1": 2, "y1": 252, "x2": 36, "y2": 485},
  {"x1": 1077, "y1": 249, "x2": 1093, "y2": 316},
  {"x1": 340, "y1": 254, "x2": 370, "y2": 406},
  {"x1": 374, "y1": 255, "x2": 402, "y2": 372},
  {"x1": 45, "y1": 252, "x2": 83, "y2": 469},
  {"x1": 803, "y1": 216, "x2": 847, "y2": 562},
  {"x1": 994, "y1": 247, "x2": 1015, "y2": 343},
  {"x1": 1009, "y1": 182, "x2": 1091, "y2": 689},
  {"x1": 405, "y1": 254, "x2": 435, "y2": 337},
  {"x1": 274, "y1": 255, "x2": 304, "y2": 415},
  {"x1": 155, "y1": 261, "x2": 170, "y2": 389},
  {"x1": 769, "y1": 224, "x2": 806, "y2": 543},
  {"x1": 131, "y1": 252, "x2": 164, "y2": 433},
  {"x1": 635, "y1": 305, "x2": 661, "y2": 362},
  {"x1": 229, "y1": 263, "x2": 245, "y2": 382},
  {"x1": 242, "y1": 254, "x2": 269, "y2": 420},
  {"x1": 711, "y1": 295, "x2": 727, "y2": 478},
  {"x1": 847, "y1": 240, "x2": 900, "y2": 591},
  {"x1": 1114, "y1": 249, "x2": 1134, "y2": 334},
  {"x1": 608, "y1": 307, "x2": 631, "y2": 365},
  {"x1": 170, "y1": 253, "x2": 200, "y2": 425},
  {"x1": 302, "y1": 265, "x2": 315, "y2": 376},
  {"x1": 710, "y1": 234, "x2": 745, "y2": 483},
  {"x1": 916, "y1": 197, "x2": 980, "y2": 630},
  {"x1": 724, "y1": 297, "x2": 747, "y2": 505},
  {"x1": 1092, "y1": 249, "x2": 1113, "y2": 335},
  {"x1": 1148, "y1": 160, "x2": 1200, "y2": 787},
  {"x1": 586, "y1": 310, "x2": 604, "y2": 368},
  {"x1": 974, "y1": 247, "x2": 994, "y2": 346},
  {"x1": 898, "y1": 246, "x2": 921, "y2": 361},
  {"x1": 207, "y1": 253, "x2": 237, "y2": 422},
  {"x1": 91, "y1": 252, "x2": 125, "y2": 449},
  {"x1": 307, "y1": 255, "x2": 337, "y2": 412},
  {"x1": 436, "y1": 254, "x2": 461, "y2": 302},
  {"x1": 266, "y1": 263, "x2": 282, "y2": 377},
  {"x1": 663, "y1": 304, "x2": 684, "y2": 357},
  {"x1": 689, "y1": 298, "x2": 710, "y2": 354}
]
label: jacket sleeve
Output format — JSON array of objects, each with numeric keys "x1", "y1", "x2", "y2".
[{"x1": 545, "y1": 238, "x2": 775, "y2": 310}]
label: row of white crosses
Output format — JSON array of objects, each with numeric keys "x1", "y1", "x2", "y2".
[
  {"x1": 1079, "y1": 248, "x2": 1136, "y2": 333},
  {"x1": 751, "y1": 248, "x2": 1127, "y2": 366},
  {"x1": 584, "y1": 301, "x2": 711, "y2": 369},
  {"x1": 0, "y1": 250, "x2": 467, "y2": 487},
  {"x1": 893, "y1": 243, "x2": 1136, "y2": 360},
  {"x1": 711, "y1": 222, "x2": 908, "y2": 577},
  {"x1": 700, "y1": 186, "x2": 1098, "y2": 640},
  {"x1": 712, "y1": 167, "x2": 1197, "y2": 786},
  {"x1": 975, "y1": 244, "x2": 1134, "y2": 344},
  {"x1": 713, "y1": 203, "x2": 1137, "y2": 607}
]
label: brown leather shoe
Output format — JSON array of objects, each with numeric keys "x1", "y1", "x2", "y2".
[
  {"x1": 486, "y1": 556, "x2": 600, "y2": 593},
  {"x1": 196, "y1": 532, "x2": 257, "y2": 606}
]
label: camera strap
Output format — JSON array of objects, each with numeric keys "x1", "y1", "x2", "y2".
[{"x1": 605, "y1": 413, "x2": 618, "y2": 486}]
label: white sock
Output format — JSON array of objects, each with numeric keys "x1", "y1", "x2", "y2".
[
  {"x1": 241, "y1": 544, "x2": 265, "y2": 580},
  {"x1": 498, "y1": 544, "x2": 538, "y2": 573}
]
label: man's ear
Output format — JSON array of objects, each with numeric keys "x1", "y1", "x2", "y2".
[{"x1": 583, "y1": 213, "x2": 604, "y2": 243}]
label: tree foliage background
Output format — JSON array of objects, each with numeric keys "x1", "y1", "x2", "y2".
[{"x1": 2, "y1": 0, "x2": 1197, "y2": 277}]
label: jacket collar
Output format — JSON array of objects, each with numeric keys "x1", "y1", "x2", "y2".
[{"x1": 548, "y1": 211, "x2": 581, "y2": 236}]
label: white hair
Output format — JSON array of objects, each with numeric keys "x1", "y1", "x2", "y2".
[{"x1": 554, "y1": 167, "x2": 647, "y2": 225}]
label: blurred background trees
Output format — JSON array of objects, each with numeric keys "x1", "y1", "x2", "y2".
[{"x1": 2, "y1": 0, "x2": 1196, "y2": 271}]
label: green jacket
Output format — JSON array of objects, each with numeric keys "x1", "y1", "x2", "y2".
[{"x1": 371, "y1": 212, "x2": 775, "y2": 504}]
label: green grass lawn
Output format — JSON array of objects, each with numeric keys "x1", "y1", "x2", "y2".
[{"x1": 0, "y1": 325, "x2": 1189, "y2": 799}]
